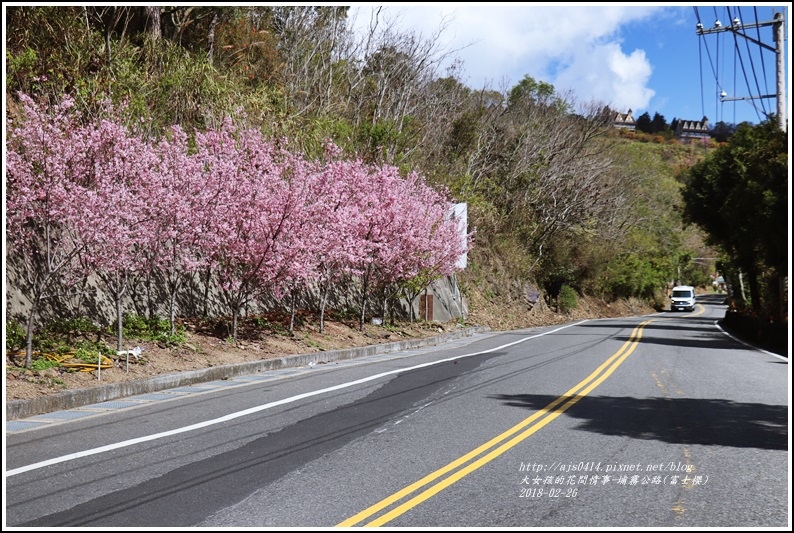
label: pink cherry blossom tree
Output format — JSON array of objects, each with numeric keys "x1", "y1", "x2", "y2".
[
  {"x1": 341, "y1": 161, "x2": 414, "y2": 330},
  {"x1": 6, "y1": 94, "x2": 103, "y2": 367},
  {"x1": 73, "y1": 111, "x2": 162, "y2": 352},
  {"x1": 339, "y1": 162, "x2": 471, "y2": 328},
  {"x1": 392, "y1": 185, "x2": 472, "y2": 322},
  {"x1": 7, "y1": 95, "x2": 475, "y2": 363},
  {"x1": 144, "y1": 125, "x2": 215, "y2": 334},
  {"x1": 197, "y1": 122, "x2": 310, "y2": 342},
  {"x1": 306, "y1": 144, "x2": 374, "y2": 333},
  {"x1": 272, "y1": 161, "x2": 324, "y2": 334}
]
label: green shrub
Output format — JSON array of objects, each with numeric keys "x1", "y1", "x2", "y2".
[
  {"x1": 121, "y1": 314, "x2": 185, "y2": 346},
  {"x1": 43, "y1": 316, "x2": 100, "y2": 335},
  {"x1": 30, "y1": 357, "x2": 60, "y2": 371},
  {"x1": 35, "y1": 338, "x2": 72, "y2": 355},
  {"x1": 5, "y1": 319, "x2": 26, "y2": 351},
  {"x1": 558, "y1": 285, "x2": 579, "y2": 314},
  {"x1": 72, "y1": 346, "x2": 103, "y2": 364}
]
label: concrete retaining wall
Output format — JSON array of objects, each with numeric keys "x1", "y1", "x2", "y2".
[{"x1": 6, "y1": 252, "x2": 468, "y2": 328}]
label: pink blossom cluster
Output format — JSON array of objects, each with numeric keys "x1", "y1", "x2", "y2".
[{"x1": 6, "y1": 94, "x2": 472, "y2": 343}]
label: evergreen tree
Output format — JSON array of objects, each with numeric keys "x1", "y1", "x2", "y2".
[
  {"x1": 681, "y1": 119, "x2": 787, "y2": 317},
  {"x1": 635, "y1": 111, "x2": 653, "y2": 133}
]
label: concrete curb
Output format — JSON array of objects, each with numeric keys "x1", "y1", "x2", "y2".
[{"x1": 6, "y1": 326, "x2": 491, "y2": 421}]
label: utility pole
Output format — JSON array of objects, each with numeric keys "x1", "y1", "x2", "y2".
[
  {"x1": 696, "y1": 10, "x2": 787, "y2": 131},
  {"x1": 697, "y1": 10, "x2": 788, "y2": 326},
  {"x1": 773, "y1": 11, "x2": 786, "y2": 131}
]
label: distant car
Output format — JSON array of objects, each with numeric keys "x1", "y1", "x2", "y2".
[{"x1": 670, "y1": 285, "x2": 696, "y2": 312}]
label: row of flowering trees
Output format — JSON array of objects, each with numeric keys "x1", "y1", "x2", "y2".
[{"x1": 6, "y1": 94, "x2": 471, "y2": 367}]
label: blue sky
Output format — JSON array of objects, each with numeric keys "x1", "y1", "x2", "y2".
[{"x1": 349, "y1": 3, "x2": 790, "y2": 127}]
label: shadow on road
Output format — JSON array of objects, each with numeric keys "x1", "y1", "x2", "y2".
[{"x1": 489, "y1": 393, "x2": 787, "y2": 450}]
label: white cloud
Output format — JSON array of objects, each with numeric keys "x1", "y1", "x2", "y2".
[
  {"x1": 350, "y1": 4, "x2": 665, "y2": 110},
  {"x1": 553, "y1": 42, "x2": 655, "y2": 112}
]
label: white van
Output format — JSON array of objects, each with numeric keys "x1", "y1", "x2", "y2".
[{"x1": 670, "y1": 285, "x2": 696, "y2": 312}]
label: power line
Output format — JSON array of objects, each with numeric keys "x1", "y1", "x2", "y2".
[
  {"x1": 726, "y1": 6, "x2": 766, "y2": 122},
  {"x1": 713, "y1": 6, "x2": 722, "y2": 122},
  {"x1": 734, "y1": 7, "x2": 769, "y2": 119},
  {"x1": 695, "y1": 7, "x2": 786, "y2": 129},
  {"x1": 694, "y1": 7, "x2": 727, "y2": 121},
  {"x1": 694, "y1": 7, "x2": 706, "y2": 118},
  {"x1": 749, "y1": 6, "x2": 771, "y2": 98}
]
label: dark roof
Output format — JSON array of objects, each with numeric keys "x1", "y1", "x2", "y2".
[
  {"x1": 602, "y1": 106, "x2": 635, "y2": 128},
  {"x1": 675, "y1": 116, "x2": 710, "y2": 136}
]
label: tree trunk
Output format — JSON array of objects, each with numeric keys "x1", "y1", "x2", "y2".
[
  {"x1": 747, "y1": 267, "x2": 761, "y2": 314},
  {"x1": 116, "y1": 294, "x2": 124, "y2": 352},
  {"x1": 24, "y1": 298, "x2": 41, "y2": 369},
  {"x1": 202, "y1": 266, "x2": 212, "y2": 318},
  {"x1": 232, "y1": 305, "x2": 239, "y2": 342},
  {"x1": 169, "y1": 284, "x2": 178, "y2": 336},
  {"x1": 207, "y1": 11, "x2": 219, "y2": 64},
  {"x1": 738, "y1": 270, "x2": 748, "y2": 304},
  {"x1": 145, "y1": 6, "x2": 161, "y2": 40},
  {"x1": 359, "y1": 275, "x2": 369, "y2": 332},
  {"x1": 104, "y1": 20, "x2": 112, "y2": 63},
  {"x1": 319, "y1": 282, "x2": 329, "y2": 334},
  {"x1": 289, "y1": 290, "x2": 297, "y2": 334}
]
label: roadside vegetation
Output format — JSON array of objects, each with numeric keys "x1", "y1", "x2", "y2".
[
  {"x1": 6, "y1": 6, "x2": 786, "y2": 368},
  {"x1": 5, "y1": 314, "x2": 180, "y2": 374}
]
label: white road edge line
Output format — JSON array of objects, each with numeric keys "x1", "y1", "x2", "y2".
[
  {"x1": 7, "y1": 320, "x2": 589, "y2": 477},
  {"x1": 714, "y1": 320, "x2": 788, "y2": 362}
]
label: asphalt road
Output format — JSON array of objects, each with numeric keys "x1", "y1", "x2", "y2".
[{"x1": 4, "y1": 294, "x2": 789, "y2": 528}]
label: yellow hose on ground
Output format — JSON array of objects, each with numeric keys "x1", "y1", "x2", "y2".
[{"x1": 7, "y1": 351, "x2": 114, "y2": 372}]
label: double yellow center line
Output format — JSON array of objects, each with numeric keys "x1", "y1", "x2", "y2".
[{"x1": 338, "y1": 319, "x2": 653, "y2": 527}]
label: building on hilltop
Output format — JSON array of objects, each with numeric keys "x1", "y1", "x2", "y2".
[
  {"x1": 674, "y1": 116, "x2": 711, "y2": 141},
  {"x1": 602, "y1": 106, "x2": 636, "y2": 131}
]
